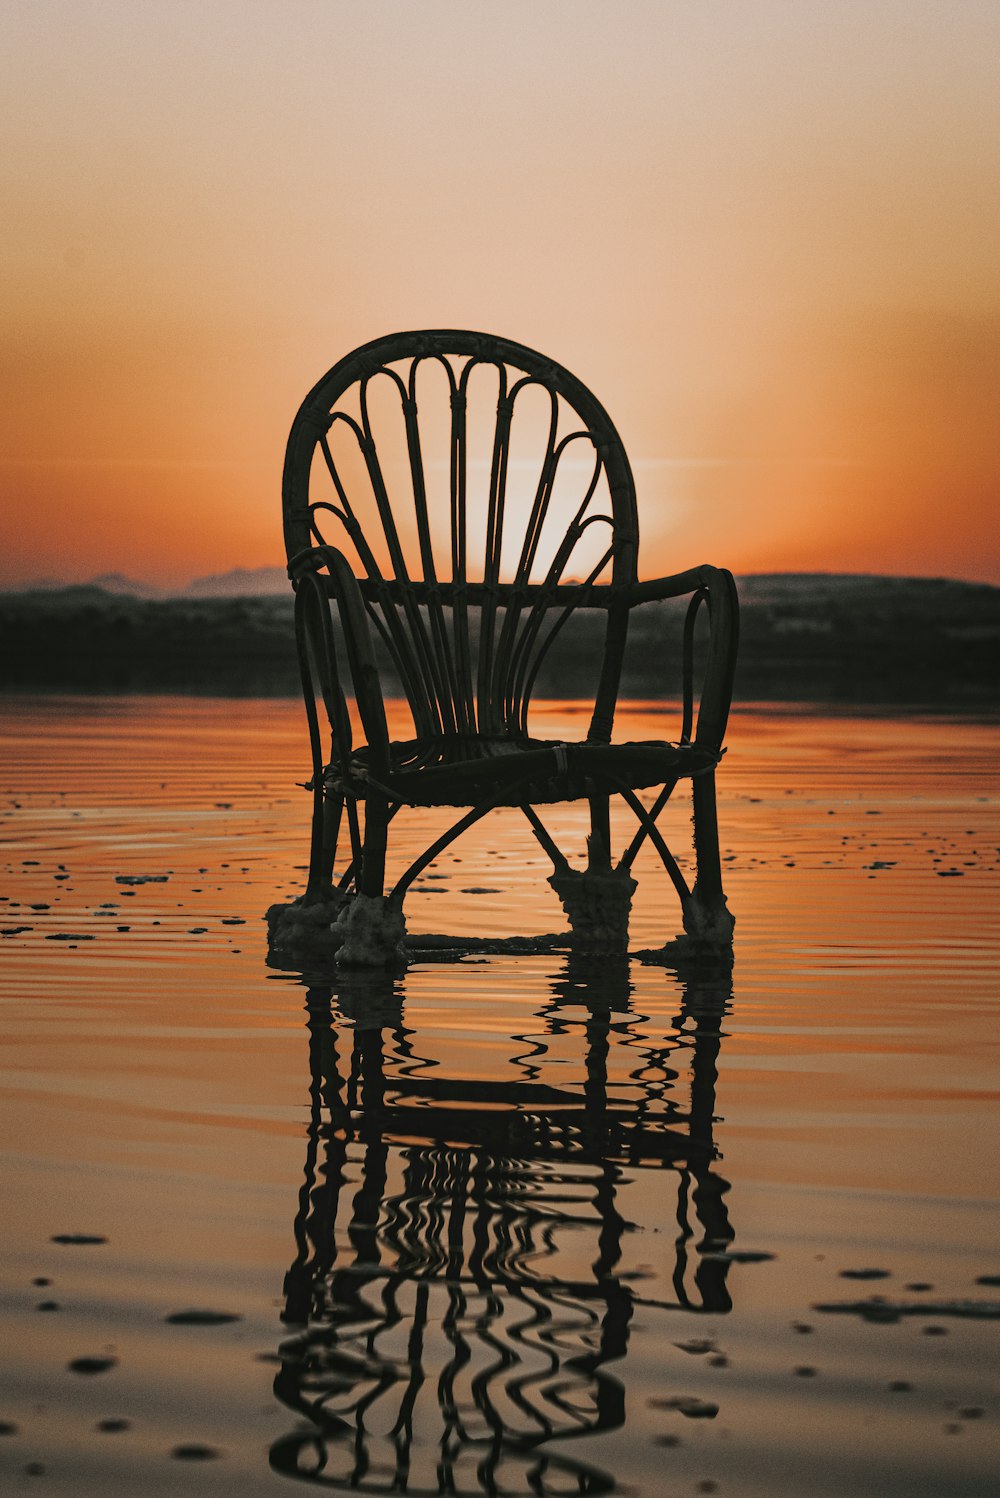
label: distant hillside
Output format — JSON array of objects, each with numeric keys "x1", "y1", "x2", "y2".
[
  {"x1": 1, "y1": 573, "x2": 997, "y2": 707},
  {"x1": 184, "y1": 565, "x2": 289, "y2": 597},
  {"x1": 11, "y1": 565, "x2": 289, "y2": 599}
]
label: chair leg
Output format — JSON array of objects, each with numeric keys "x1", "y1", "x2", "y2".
[
  {"x1": 587, "y1": 795, "x2": 613, "y2": 873},
  {"x1": 548, "y1": 795, "x2": 636, "y2": 955},
  {"x1": 359, "y1": 793, "x2": 389, "y2": 899},
  {"x1": 335, "y1": 794, "x2": 406, "y2": 966},
  {"x1": 682, "y1": 771, "x2": 735, "y2": 948},
  {"x1": 266, "y1": 787, "x2": 346, "y2": 957},
  {"x1": 305, "y1": 789, "x2": 344, "y2": 905}
]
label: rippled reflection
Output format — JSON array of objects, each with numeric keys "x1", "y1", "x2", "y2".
[{"x1": 271, "y1": 959, "x2": 734, "y2": 1494}]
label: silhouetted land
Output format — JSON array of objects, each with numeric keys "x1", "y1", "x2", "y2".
[{"x1": 1, "y1": 574, "x2": 997, "y2": 708}]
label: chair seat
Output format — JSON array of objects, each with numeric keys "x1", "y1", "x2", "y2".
[{"x1": 327, "y1": 734, "x2": 721, "y2": 808}]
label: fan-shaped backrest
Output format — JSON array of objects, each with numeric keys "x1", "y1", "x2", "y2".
[{"x1": 282, "y1": 331, "x2": 640, "y2": 744}]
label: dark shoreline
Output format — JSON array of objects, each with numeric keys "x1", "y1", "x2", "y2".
[{"x1": 1, "y1": 573, "x2": 997, "y2": 710}]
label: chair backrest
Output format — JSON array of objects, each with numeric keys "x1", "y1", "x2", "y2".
[{"x1": 282, "y1": 331, "x2": 640, "y2": 743}]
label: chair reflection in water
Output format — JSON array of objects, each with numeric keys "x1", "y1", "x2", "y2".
[{"x1": 271, "y1": 960, "x2": 733, "y2": 1495}]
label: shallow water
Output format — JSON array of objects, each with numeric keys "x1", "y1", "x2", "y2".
[{"x1": 0, "y1": 695, "x2": 997, "y2": 1496}]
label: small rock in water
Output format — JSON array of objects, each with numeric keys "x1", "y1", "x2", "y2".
[
  {"x1": 975, "y1": 1274, "x2": 1000, "y2": 1287},
  {"x1": 165, "y1": 1309, "x2": 243, "y2": 1326},
  {"x1": 0, "y1": 1422, "x2": 19, "y2": 1436},
  {"x1": 793, "y1": 1366, "x2": 818, "y2": 1377},
  {"x1": 51, "y1": 1233, "x2": 107, "y2": 1245},
  {"x1": 958, "y1": 1407, "x2": 984, "y2": 1420},
  {"x1": 815, "y1": 1296, "x2": 999, "y2": 1322},
  {"x1": 171, "y1": 1444, "x2": 221, "y2": 1460},
  {"x1": 115, "y1": 874, "x2": 168, "y2": 885},
  {"x1": 701, "y1": 1249, "x2": 775, "y2": 1264},
  {"x1": 96, "y1": 1418, "x2": 131, "y2": 1433},
  {"x1": 840, "y1": 1268, "x2": 891, "y2": 1280},
  {"x1": 888, "y1": 1381, "x2": 912, "y2": 1392},
  {"x1": 68, "y1": 1356, "x2": 118, "y2": 1375},
  {"x1": 675, "y1": 1339, "x2": 717, "y2": 1356},
  {"x1": 649, "y1": 1396, "x2": 719, "y2": 1419},
  {"x1": 36, "y1": 1301, "x2": 60, "y2": 1312},
  {"x1": 45, "y1": 932, "x2": 94, "y2": 941}
]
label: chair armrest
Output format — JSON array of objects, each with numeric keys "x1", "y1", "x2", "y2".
[
  {"x1": 629, "y1": 565, "x2": 739, "y2": 750},
  {"x1": 289, "y1": 545, "x2": 391, "y2": 778},
  {"x1": 628, "y1": 566, "x2": 716, "y2": 605}
]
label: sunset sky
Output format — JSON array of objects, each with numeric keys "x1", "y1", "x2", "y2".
[{"x1": 3, "y1": 0, "x2": 998, "y2": 589}]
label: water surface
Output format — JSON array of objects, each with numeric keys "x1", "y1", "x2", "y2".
[{"x1": 1, "y1": 697, "x2": 997, "y2": 1495}]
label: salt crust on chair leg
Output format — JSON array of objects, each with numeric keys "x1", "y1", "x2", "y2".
[
  {"x1": 335, "y1": 894, "x2": 407, "y2": 967},
  {"x1": 680, "y1": 884, "x2": 736, "y2": 948},
  {"x1": 265, "y1": 893, "x2": 344, "y2": 956},
  {"x1": 549, "y1": 866, "x2": 637, "y2": 955}
]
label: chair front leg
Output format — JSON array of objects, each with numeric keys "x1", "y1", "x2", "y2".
[
  {"x1": 359, "y1": 792, "x2": 390, "y2": 899},
  {"x1": 305, "y1": 788, "x2": 344, "y2": 905},
  {"x1": 335, "y1": 792, "x2": 406, "y2": 967},
  {"x1": 683, "y1": 770, "x2": 735, "y2": 947}
]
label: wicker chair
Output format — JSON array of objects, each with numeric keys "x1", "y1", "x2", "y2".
[{"x1": 279, "y1": 331, "x2": 738, "y2": 964}]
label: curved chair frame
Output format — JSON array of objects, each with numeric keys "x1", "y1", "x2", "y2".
[{"x1": 280, "y1": 331, "x2": 739, "y2": 960}]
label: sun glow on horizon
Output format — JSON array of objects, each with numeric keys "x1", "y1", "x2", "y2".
[{"x1": 2, "y1": 2, "x2": 998, "y2": 589}]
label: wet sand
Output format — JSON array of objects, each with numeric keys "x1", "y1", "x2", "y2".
[{"x1": 0, "y1": 696, "x2": 997, "y2": 1495}]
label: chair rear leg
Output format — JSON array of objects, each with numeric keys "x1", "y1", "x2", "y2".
[
  {"x1": 682, "y1": 770, "x2": 735, "y2": 947},
  {"x1": 587, "y1": 794, "x2": 613, "y2": 872},
  {"x1": 549, "y1": 795, "x2": 636, "y2": 955}
]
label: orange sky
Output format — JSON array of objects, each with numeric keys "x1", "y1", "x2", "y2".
[{"x1": 2, "y1": 1, "x2": 998, "y2": 588}]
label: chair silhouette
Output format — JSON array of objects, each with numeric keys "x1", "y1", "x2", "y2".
[
  {"x1": 277, "y1": 331, "x2": 738, "y2": 964},
  {"x1": 271, "y1": 959, "x2": 735, "y2": 1493}
]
